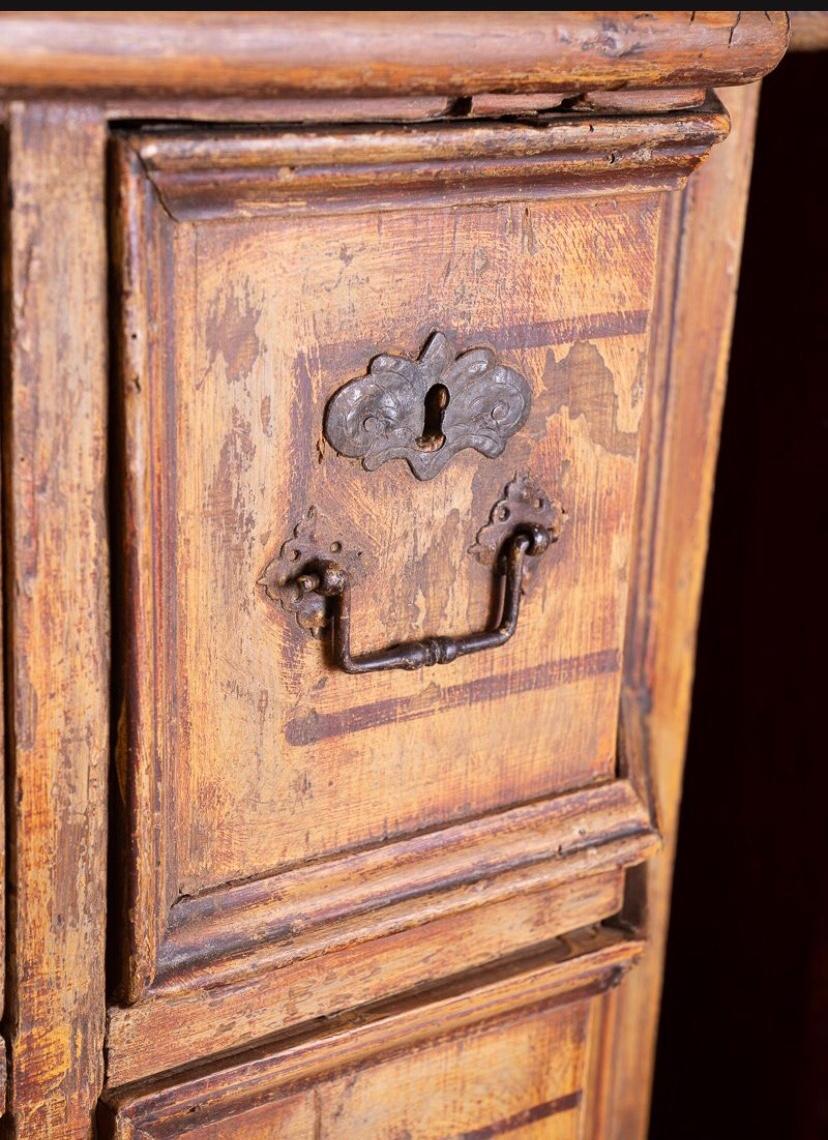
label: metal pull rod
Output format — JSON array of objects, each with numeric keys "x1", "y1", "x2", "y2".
[{"x1": 295, "y1": 524, "x2": 551, "y2": 674}]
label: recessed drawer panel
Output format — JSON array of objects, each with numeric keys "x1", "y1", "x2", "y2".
[
  {"x1": 125, "y1": 171, "x2": 653, "y2": 895},
  {"x1": 110, "y1": 106, "x2": 724, "y2": 1077}
]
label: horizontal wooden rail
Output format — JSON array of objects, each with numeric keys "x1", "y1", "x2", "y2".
[{"x1": 0, "y1": 11, "x2": 788, "y2": 98}]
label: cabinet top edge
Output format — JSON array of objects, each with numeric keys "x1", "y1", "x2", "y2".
[{"x1": 0, "y1": 11, "x2": 789, "y2": 100}]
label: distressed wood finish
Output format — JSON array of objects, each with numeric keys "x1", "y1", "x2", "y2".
[
  {"x1": 152, "y1": 782, "x2": 653, "y2": 981},
  {"x1": 597, "y1": 82, "x2": 764, "y2": 1137},
  {"x1": 103, "y1": 927, "x2": 643, "y2": 1138},
  {"x1": 129, "y1": 104, "x2": 729, "y2": 218},
  {"x1": 103, "y1": 98, "x2": 730, "y2": 1086},
  {"x1": 2, "y1": 104, "x2": 109, "y2": 1137},
  {"x1": 107, "y1": 876, "x2": 635, "y2": 1089},
  {"x1": 0, "y1": 12, "x2": 788, "y2": 1138},
  {"x1": 0, "y1": 12, "x2": 788, "y2": 98}
]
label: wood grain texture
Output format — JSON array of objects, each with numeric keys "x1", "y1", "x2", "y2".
[
  {"x1": 104, "y1": 91, "x2": 744, "y2": 1091},
  {"x1": 155, "y1": 780, "x2": 656, "y2": 983},
  {"x1": 595, "y1": 82, "x2": 763, "y2": 1139},
  {"x1": 93, "y1": 89, "x2": 701, "y2": 124},
  {"x1": 102, "y1": 94, "x2": 457, "y2": 125},
  {"x1": 113, "y1": 1010, "x2": 587, "y2": 1139},
  {"x1": 0, "y1": 19, "x2": 771, "y2": 1134},
  {"x1": 0, "y1": 11, "x2": 789, "y2": 98},
  {"x1": 652, "y1": 55, "x2": 828, "y2": 1139},
  {"x1": 102, "y1": 927, "x2": 642, "y2": 1137},
  {"x1": 2, "y1": 104, "x2": 109, "y2": 1136}
]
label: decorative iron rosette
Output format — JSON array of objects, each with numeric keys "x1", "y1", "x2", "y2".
[
  {"x1": 470, "y1": 475, "x2": 567, "y2": 576},
  {"x1": 258, "y1": 507, "x2": 364, "y2": 637}
]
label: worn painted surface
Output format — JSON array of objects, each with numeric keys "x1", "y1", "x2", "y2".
[
  {"x1": 591, "y1": 83, "x2": 764, "y2": 1138},
  {"x1": 105, "y1": 928, "x2": 642, "y2": 1137},
  {"x1": 126, "y1": 188, "x2": 658, "y2": 896},
  {"x1": 0, "y1": 17, "x2": 776, "y2": 1134},
  {"x1": 111, "y1": 127, "x2": 667, "y2": 1063},
  {"x1": 98, "y1": 86, "x2": 742, "y2": 1103},
  {"x1": 3, "y1": 103, "x2": 108, "y2": 1137}
]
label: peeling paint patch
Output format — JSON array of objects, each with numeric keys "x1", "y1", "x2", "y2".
[
  {"x1": 540, "y1": 341, "x2": 638, "y2": 457},
  {"x1": 205, "y1": 281, "x2": 263, "y2": 385}
]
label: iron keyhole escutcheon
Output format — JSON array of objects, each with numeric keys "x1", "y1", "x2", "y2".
[{"x1": 323, "y1": 331, "x2": 533, "y2": 480}]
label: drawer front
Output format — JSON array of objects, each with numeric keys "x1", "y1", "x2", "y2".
[
  {"x1": 116, "y1": 1003, "x2": 588, "y2": 1139},
  {"x1": 104, "y1": 928, "x2": 638, "y2": 1138},
  {"x1": 109, "y1": 107, "x2": 724, "y2": 1081}
]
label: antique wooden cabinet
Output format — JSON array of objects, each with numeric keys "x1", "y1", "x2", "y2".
[{"x1": 0, "y1": 12, "x2": 789, "y2": 1139}]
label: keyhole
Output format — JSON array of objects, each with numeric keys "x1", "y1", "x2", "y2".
[{"x1": 417, "y1": 383, "x2": 450, "y2": 452}]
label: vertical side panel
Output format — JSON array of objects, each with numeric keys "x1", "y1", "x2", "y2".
[
  {"x1": 601, "y1": 83, "x2": 762, "y2": 1138},
  {"x1": 3, "y1": 103, "x2": 108, "y2": 1137}
]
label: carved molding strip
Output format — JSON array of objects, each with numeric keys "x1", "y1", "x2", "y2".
[
  {"x1": 324, "y1": 331, "x2": 532, "y2": 480},
  {"x1": 152, "y1": 780, "x2": 654, "y2": 992},
  {"x1": 128, "y1": 105, "x2": 731, "y2": 221}
]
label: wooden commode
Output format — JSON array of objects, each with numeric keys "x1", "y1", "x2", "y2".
[{"x1": 0, "y1": 12, "x2": 790, "y2": 1138}]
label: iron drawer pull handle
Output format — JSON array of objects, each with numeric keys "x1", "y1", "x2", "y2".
[{"x1": 294, "y1": 524, "x2": 552, "y2": 675}]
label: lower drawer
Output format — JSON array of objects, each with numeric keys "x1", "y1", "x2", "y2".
[{"x1": 102, "y1": 925, "x2": 639, "y2": 1138}]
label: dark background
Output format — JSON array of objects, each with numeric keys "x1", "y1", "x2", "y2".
[{"x1": 650, "y1": 51, "x2": 828, "y2": 1140}]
